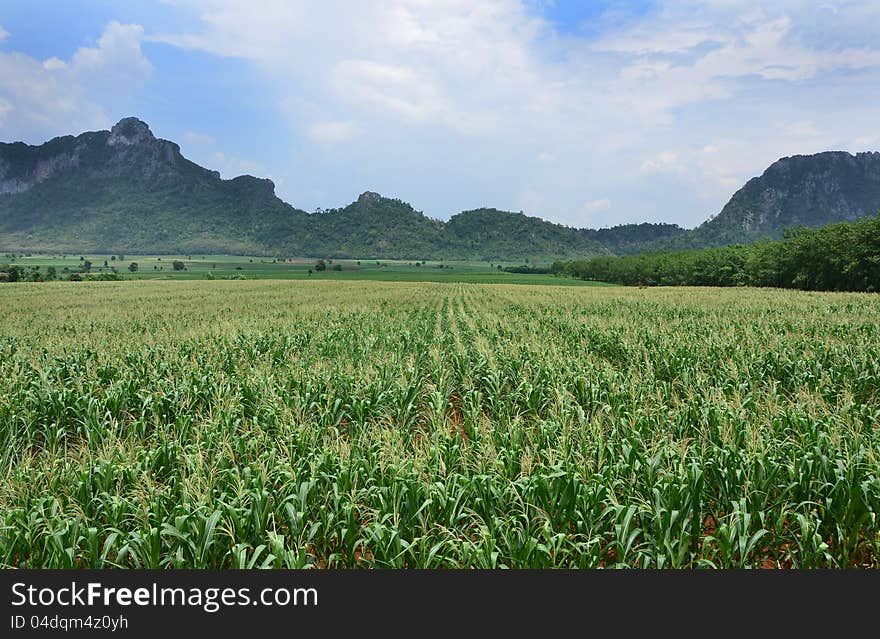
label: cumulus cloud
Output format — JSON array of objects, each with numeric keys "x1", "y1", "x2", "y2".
[
  {"x1": 0, "y1": 21, "x2": 153, "y2": 142},
  {"x1": 69, "y1": 22, "x2": 153, "y2": 88},
  {"x1": 5, "y1": 2, "x2": 880, "y2": 228},
  {"x1": 0, "y1": 25, "x2": 8, "y2": 41},
  {"x1": 145, "y1": 1, "x2": 880, "y2": 226}
]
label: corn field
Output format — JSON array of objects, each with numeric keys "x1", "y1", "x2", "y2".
[{"x1": 1, "y1": 280, "x2": 878, "y2": 568}]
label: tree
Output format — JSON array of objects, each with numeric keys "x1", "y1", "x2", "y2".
[
  {"x1": 0, "y1": 264, "x2": 22, "y2": 282},
  {"x1": 172, "y1": 260, "x2": 185, "y2": 271},
  {"x1": 315, "y1": 259, "x2": 327, "y2": 272},
  {"x1": 128, "y1": 262, "x2": 138, "y2": 272},
  {"x1": 118, "y1": 254, "x2": 124, "y2": 262},
  {"x1": 82, "y1": 260, "x2": 92, "y2": 273}
]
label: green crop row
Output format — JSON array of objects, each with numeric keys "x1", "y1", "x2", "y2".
[{"x1": 0, "y1": 281, "x2": 878, "y2": 568}]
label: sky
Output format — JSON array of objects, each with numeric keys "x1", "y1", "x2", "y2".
[{"x1": 1, "y1": 1, "x2": 880, "y2": 229}]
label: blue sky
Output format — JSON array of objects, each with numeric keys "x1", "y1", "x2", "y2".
[{"x1": 2, "y1": 1, "x2": 879, "y2": 229}]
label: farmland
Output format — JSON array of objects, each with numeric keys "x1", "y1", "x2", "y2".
[
  {"x1": 1, "y1": 280, "x2": 878, "y2": 568},
  {"x1": 2, "y1": 254, "x2": 607, "y2": 286}
]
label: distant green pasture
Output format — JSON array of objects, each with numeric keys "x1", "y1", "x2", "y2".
[{"x1": 2, "y1": 252, "x2": 612, "y2": 286}]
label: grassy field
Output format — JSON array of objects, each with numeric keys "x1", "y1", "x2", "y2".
[
  {"x1": 1, "y1": 280, "x2": 878, "y2": 568},
  {"x1": 3, "y1": 253, "x2": 606, "y2": 286}
]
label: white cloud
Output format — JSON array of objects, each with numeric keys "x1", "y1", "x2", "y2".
[
  {"x1": 329, "y1": 60, "x2": 450, "y2": 125},
  {"x1": 640, "y1": 152, "x2": 685, "y2": 175},
  {"x1": 593, "y1": 22, "x2": 723, "y2": 55},
  {"x1": 307, "y1": 120, "x2": 360, "y2": 144},
  {"x1": 69, "y1": 22, "x2": 153, "y2": 87},
  {"x1": 147, "y1": 1, "x2": 880, "y2": 226},
  {"x1": 184, "y1": 130, "x2": 216, "y2": 146},
  {"x1": 583, "y1": 198, "x2": 611, "y2": 212},
  {"x1": 0, "y1": 98, "x2": 12, "y2": 126},
  {"x1": 178, "y1": 130, "x2": 266, "y2": 180},
  {"x1": 779, "y1": 119, "x2": 820, "y2": 138},
  {"x1": 852, "y1": 134, "x2": 880, "y2": 150},
  {"x1": 578, "y1": 198, "x2": 611, "y2": 227},
  {"x1": 0, "y1": 21, "x2": 152, "y2": 142},
  {"x1": 0, "y1": 25, "x2": 8, "y2": 41},
  {"x1": 210, "y1": 151, "x2": 268, "y2": 180},
  {"x1": 5, "y1": 3, "x2": 880, "y2": 229},
  {"x1": 42, "y1": 57, "x2": 67, "y2": 71},
  {"x1": 583, "y1": 198, "x2": 611, "y2": 213}
]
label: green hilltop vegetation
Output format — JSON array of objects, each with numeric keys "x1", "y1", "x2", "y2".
[
  {"x1": 2, "y1": 118, "x2": 880, "y2": 261},
  {"x1": 308, "y1": 194, "x2": 615, "y2": 261},
  {"x1": 578, "y1": 221, "x2": 689, "y2": 255}
]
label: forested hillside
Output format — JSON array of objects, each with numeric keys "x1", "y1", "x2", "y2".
[{"x1": 3, "y1": 119, "x2": 880, "y2": 260}]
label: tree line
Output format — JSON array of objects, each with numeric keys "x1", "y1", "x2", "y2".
[{"x1": 551, "y1": 214, "x2": 880, "y2": 292}]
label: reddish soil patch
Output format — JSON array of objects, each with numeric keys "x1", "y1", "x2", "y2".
[{"x1": 447, "y1": 394, "x2": 467, "y2": 439}]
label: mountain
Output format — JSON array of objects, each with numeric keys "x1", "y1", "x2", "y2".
[
  {"x1": 309, "y1": 198, "x2": 614, "y2": 261},
  {"x1": 579, "y1": 222, "x2": 688, "y2": 255},
  {"x1": 296, "y1": 192, "x2": 447, "y2": 259},
  {"x1": 1, "y1": 119, "x2": 879, "y2": 260},
  {"x1": 697, "y1": 151, "x2": 880, "y2": 243},
  {"x1": 0, "y1": 118, "x2": 313, "y2": 255},
  {"x1": 0, "y1": 118, "x2": 611, "y2": 260},
  {"x1": 441, "y1": 208, "x2": 613, "y2": 261},
  {"x1": 643, "y1": 151, "x2": 880, "y2": 252}
]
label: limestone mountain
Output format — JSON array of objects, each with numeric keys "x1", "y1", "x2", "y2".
[
  {"x1": 0, "y1": 118, "x2": 311, "y2": 255},
  {"x1": 0, "y1": 118, "x2": 612, "y2": 260},
  {"x1": 649, "y1": 151, "x2": 880, "y2": 252},
  {"x1": 1, "y1": 119, "x2": 878, "y2": 259},
  {"x1": 700, "y1": 151, "x2": 880, "y2": 242}
]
